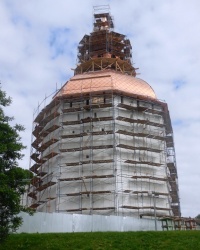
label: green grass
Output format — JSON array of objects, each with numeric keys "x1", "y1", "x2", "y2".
[{"x1": 0, "y1": 231, "x2": 200, "y2": 250}]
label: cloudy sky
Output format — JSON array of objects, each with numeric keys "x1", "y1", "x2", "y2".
[{"x1": 1, "y1": 0, "x2": 200, "y2": 217}]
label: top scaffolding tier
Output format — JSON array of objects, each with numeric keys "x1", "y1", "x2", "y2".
[
  {"x1": 93, "y1": 13, "x2": 114, "y2": 31},
  {"x1": 75, "y1": 7, "x2": 137, "y2": 76}
]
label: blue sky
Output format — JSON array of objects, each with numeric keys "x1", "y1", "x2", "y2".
[{"x1": 0, "y1": 0, "x2": 200, "y2": 217}]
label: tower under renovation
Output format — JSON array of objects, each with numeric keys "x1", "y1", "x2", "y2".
[{"x1": 28, "y1": 6, "x2": 181, "y2": 219}]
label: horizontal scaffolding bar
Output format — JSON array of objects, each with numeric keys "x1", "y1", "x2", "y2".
[
  {"x1": 121, "y1": 206, "x2": 171, "y2": 211},
  {"x1": 66, "y1": 207, "x2": 115, "y2": 212},
  {"x1": 59, "y1": 174, "x2": 114, "y2": 182}
]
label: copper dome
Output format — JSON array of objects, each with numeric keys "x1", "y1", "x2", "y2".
[{"x1": 56, "y1": 70, "x2": 157, "y2": 100}]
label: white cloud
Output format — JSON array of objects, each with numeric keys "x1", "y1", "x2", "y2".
[{"x1": 0, "y1": 0, "x2": 200, "y2": 218}]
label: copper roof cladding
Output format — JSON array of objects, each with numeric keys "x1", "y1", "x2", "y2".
[{"x1": 55, "y1": 70, "x2": 157, "y2": 100}]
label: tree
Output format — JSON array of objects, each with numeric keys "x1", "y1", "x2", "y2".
[{"x1": 0, "y1": 84, "x2": 33, "y2": 241}]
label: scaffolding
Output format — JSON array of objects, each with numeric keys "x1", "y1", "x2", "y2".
[
  {"x1": 27, "y1": 83, "x2": 180, "y2": 217},
  {"x1": 75, "y1": 6, "x2": 136, "y2": 76}
]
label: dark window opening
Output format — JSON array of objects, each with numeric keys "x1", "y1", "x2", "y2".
[
  {"x1": 86, "y1": 99, "x2": 89, "y2": 105},
  {"x1": 70, "y1": 102, "x2": 72, "y2": 107},
  {"x1": 86, "y1": 155, "x2": 89, "y2": 158},
  {"x1": 121, "y1": 96, "x2": 123, "y2": 104},
  {"x1": 94, "y1": 113, "x2": 97, "y2": 118}
]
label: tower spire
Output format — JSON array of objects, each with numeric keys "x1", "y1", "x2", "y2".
[{"x1": 75, "y1": 6, "x2": 137, "y2": 76}]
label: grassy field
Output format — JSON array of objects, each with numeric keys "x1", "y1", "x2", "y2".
[{"x1": 0, "y1": 231, "x2": 200, "y2": 250}]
